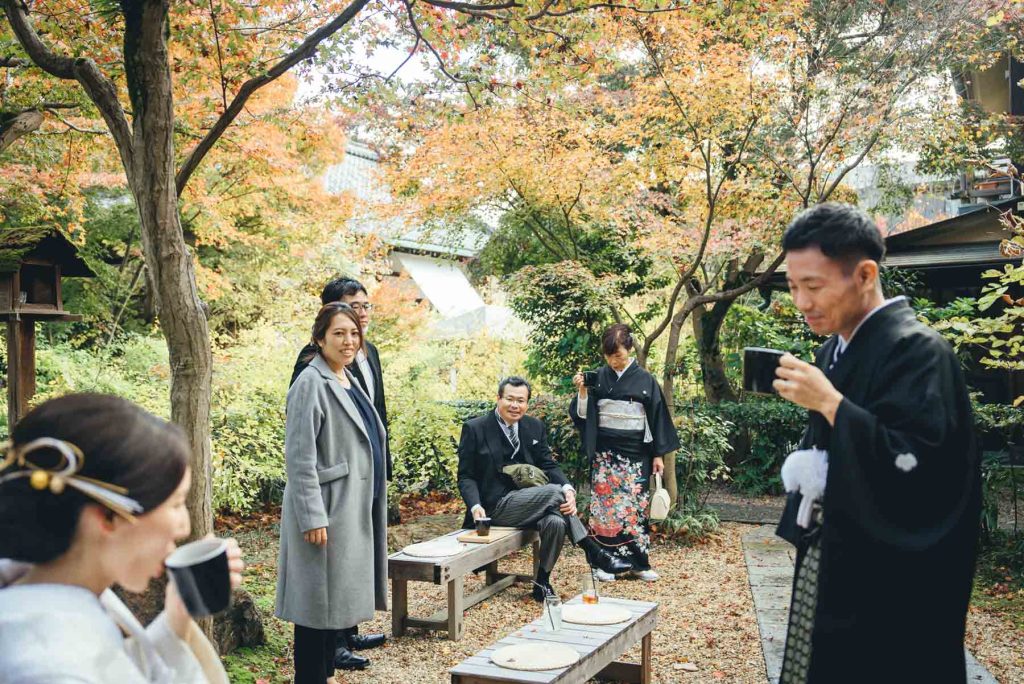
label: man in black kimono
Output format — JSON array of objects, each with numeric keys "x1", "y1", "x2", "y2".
[
  {"x1": 772, "y1": 203, "x2": 980, "y2": 683},
  {"x1": 290, "y1": 277, "x2": 388, "y2": 669},
  {"x1": 458, "y1": 377, "x2": 630, "y2": 601}
]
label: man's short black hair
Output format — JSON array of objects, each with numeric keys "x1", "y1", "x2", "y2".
[
  {"x1": 320, "y1": 277, "x2": 367, "y2": 305},
  {"x1": 782, "y1": 203, "x2": 885, "y2": 268},
  {"x1": 498, "y1": 376, "x2": 532, "y2": 400}
]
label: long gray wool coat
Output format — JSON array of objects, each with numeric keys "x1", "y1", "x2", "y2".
[{"x1": 275, "y1": 353, "x2": 388, "y2": 630}]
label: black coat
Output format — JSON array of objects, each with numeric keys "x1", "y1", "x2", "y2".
[
  {"x1": 777, "y1": 300, "x2": 981, "y2": 683},
  {"x1": 291, "y1": 340, "x2": 391, "y2": 480},
  {"x1": 457, "y1": 412, "x2": 570, "y2": 528}
]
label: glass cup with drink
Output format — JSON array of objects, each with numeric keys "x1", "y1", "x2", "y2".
[
  {"x1": 543, "y1": 594, "x2": 563, "y2": 632},
  {"x1": 581, "y1": 570, "x2": 599, "y2": 604}
]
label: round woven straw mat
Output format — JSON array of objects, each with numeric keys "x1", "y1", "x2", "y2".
[
  {"x1": 401, "y1": 539, "x2": 463, "y2": 557},
  {"x1": 490, "y1": 643, "x2": 580, "y2": 671},
  {"x1": 562, "y1": 603, "x2": 632, "y2": 625}
]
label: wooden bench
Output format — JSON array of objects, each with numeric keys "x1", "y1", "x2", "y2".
[
  {"x1": 449, "y1": 595, "x2": 658, "y2": 684},
  {"x1": 389, "y1": 528, "x2": 540, "y2": 641}
]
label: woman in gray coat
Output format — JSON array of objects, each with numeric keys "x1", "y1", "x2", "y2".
[{"x1": 275, "y1": 302, "x2": 388, "y2": 684}]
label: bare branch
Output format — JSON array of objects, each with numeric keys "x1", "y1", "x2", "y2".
[
  {"x1": 387, "y1": 38, "x2": 422, "y2": 83},
  {"x1": 51, "y1": 111, "x2": 108, "y2": 135},
  {"x1": 175, "y1": 0, "x2": 372, "y2": 195},
  {"x1": 3, "y1": 0, "x2": 133, "y2": 165},
  {"x1": 2, "y1": 2, "x2": 75, "y2": 79},
  {"x1": 207, "y1": 0, "x2": 230, "y2": 111},
  {"x1": 403, "y1": 0, "x2": 477, "y2": 83},
  {"x1": 676, "y1": 251, "x2": 784, "y2": 321},
  {"x1": 0, "y1": 56, "x2": 28, "y2": 68},
  {"x1": 421, "y1": 0, "x2": 519, "y2": 11}
]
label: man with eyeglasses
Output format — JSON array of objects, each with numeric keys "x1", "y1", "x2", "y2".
[
  {"x1": 457, "y1": 377, "x2": 631, "y2": 602},
  {"x1": 290, "y1": 276, "x2": 389, "y2": 670}
]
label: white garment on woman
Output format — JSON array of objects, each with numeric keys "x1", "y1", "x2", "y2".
[{"x1": 0, "y1": 560, "x2": 226, "y2": 684}]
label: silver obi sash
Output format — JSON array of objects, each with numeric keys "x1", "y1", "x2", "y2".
[{"x1": 596, "y1": 399, "x2": 653, "y2": 443}]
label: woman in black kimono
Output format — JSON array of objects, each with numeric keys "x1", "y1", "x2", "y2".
[{"x1": 570, "y1": 324, "x2": 680, "y2": 581}]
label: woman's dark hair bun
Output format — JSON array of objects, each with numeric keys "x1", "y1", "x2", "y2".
[
  {"x1": 0, "y1": 394, "x2": 189, "y2": 564},
  {"x1": 601, "y1": 323, "x2": 634, "y2": 356}
]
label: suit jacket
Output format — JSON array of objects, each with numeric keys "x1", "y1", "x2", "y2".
[
  {"x1": 291, "y1": 340, "x2": 391, "y2": 480},
  {"x1": 457, "y1": 411, "x2": 570, "y2": 528}
]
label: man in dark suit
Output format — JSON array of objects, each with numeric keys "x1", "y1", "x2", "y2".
[
  {"x1": 291, "y1": 276, "x2": 387, "y2": 669},
  {"x1": 458, "y1": 377, "x2": 630, "y2": 602}
]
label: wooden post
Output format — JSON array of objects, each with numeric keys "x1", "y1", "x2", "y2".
[
  {"x1": 6, "y1": 316, "x2": 35, "y2": 430},
  {"x1": 447, "y1": 575, "x2": 465, "y2": 640},
  {"x1": 392, "y1": 578, "x2": 408, "y2": 637},
  {"x1": 641, "y1": 632, "x2": 653, "y2": 684}
]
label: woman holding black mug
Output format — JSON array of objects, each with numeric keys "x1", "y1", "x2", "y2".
[
  {"x1": 0, "y1": 393, "x2": 243, "y2": 683},
  {"x1": 277, "y1": 302, "x2": 388, "y2": 684},
  {"x1": 570, "y1": 324, "x2": 680, "y2": 582}
]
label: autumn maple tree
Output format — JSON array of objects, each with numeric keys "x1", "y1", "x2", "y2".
[
  {"x1": 388, "y1": 0, "x2": 993, "y2": 504},
  {"x1": 3, "y1": 0, "x2": 701, "y2": 551}
]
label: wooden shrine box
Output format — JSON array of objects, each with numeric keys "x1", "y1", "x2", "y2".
[{"x1": 0, "y1": 227, "x2": 95, "y2": 428}]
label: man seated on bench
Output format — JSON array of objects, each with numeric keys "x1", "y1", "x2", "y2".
[{"x1": 457, "y1": 376, "x2": 631, "y2": 602}]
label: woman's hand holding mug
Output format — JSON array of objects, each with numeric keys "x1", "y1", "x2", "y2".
[{"x1": 165, "y1": 536, "x2": 244, "y2": 638}]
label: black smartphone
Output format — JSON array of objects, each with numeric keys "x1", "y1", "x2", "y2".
[
  {"x1": 582, "y1": 371, "x2": 599, "y2": 388},
  {"x1": 743, "y1": 347, "x2": 785, "y2": 395}
]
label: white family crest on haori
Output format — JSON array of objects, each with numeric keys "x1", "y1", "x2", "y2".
[
  {"x1": 781, "y1": 448, "x2": 829, "y2": 529},
  {"x1": 532, "y1": 439, "x2": 539, "y2": 445},
  {"x1": 894, "y1": 453, "x2": 918, "y2": 473}
]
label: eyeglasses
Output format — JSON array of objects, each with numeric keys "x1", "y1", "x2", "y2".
[
  {"x1": 347, "y1": 303, "x2": 373, "y2": 312},
  {"x1": 502, "y1": 397, "x2": 528, "y2": 406}
]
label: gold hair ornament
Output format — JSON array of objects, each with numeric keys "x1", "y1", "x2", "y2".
[{"x1": 0, "y1": 437, "x2": 143, "y2": 522}]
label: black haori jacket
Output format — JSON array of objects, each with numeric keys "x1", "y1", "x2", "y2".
[{"x1": 777, "y1": 300, "x2": 981, "y2": 684}]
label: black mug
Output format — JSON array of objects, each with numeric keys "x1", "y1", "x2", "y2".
[
  {"x1": 582, "y1": 371, "x2": 599, "y2": 388},
  {"x1": 743, "y1": 347, "x2": 786, "y2": 395},
  {"x1": 165, "y1": 538, "x2": 232, "y2": 618},
  {"x1": 475, "y1": 517, "x2": 492, "y2": 537}
]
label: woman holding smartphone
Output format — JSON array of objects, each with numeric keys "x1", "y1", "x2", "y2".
[{"x1": 570, "y1": 324, "x2": 680, "y2": 582}]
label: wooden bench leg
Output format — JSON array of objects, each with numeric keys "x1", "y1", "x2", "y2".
[
  {"x1": 447, "y1": 574, "x2": 465, "y2": 640},
  {"x1": 392, "y1": 578, "x2": 408, "y2": 637},
  {"x1": 641, "y1": 632, "x2": 652, "y2": 684},
  {"x1": 484, "y1": 561, "x2": 500, "y2": 586}
]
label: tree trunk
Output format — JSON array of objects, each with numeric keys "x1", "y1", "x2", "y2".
[
  {"x1": 692, "y1": 297, "x2": 738, "y2": 404},
  {"x1": 657, "y1": 311, "x2": 688, "y2": 509},
  {"x1": 123, "y1": 0, "x2": 213, "y2": 544},
  {"x1": 141, "y1": 266, "x2": 158, "y2": 324}
]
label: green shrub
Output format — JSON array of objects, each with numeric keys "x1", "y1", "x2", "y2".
[
  {"x1": 528, "y1": 395, "x2": 586, "y2": 482},
  {"x1": 211, "y1": 387, "x2": 286, "y2": 514},
  {"x1": 390, "y1": 399, "x2": 461, "y2": 494},
  {"x1": 974, "y1": 400, "x2": 1024, "y2": 536},
  {"x1": 674, "y1": 407, "x2": 733, "y2": 512},
  {"x1": 445, "y1": 399, "x2": 492, "y2": 427},
  {"x1": 697, "y1": 398, "x2": 807, "y2": 495}
]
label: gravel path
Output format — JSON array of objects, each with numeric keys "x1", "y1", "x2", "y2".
[
  {"x1": 226, "y1": 516, "x2": 1022, "y2": 683},
  {"x1": 342, "y1": 522, "x2": 766, "y2": 683}
]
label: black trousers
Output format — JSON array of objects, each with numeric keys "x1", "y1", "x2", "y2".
[{"x1": 294, "y1": 624, "x2": 335, "y2": 684}]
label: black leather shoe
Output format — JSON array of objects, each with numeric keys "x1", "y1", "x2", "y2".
[
  {"x1": 333, "y1": 647, "x2": 370, "y2": 671},
  {"x1": 348, "y1": 633, "x2": 387, "y2": 650},
  {"x1": 581, "y1": 538, "x2": 632, "y2": 575},
  {"x1": 531, "y1": 582, "x2": 555, "y2": 603}
]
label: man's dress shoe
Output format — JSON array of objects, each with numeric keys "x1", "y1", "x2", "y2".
[
  {"x1": 333, "y1": 647, "x2": 370, "y2": 671},
  {"x1": 348, "y1": 633, "x2": 386, "y2": 650}
]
